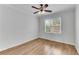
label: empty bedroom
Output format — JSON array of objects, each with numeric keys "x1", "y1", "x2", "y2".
[{"x1": 0, "y1": 4, "x2": 79, "y2": 55}]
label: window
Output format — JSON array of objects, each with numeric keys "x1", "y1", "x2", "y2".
[{"x1": 45, "y1": 17, "x2": 61, "y2": 33}]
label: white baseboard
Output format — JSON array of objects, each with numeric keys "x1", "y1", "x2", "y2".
[
  {"x1": 0, "y1": 37, "x2": 38, "y2": 52},
  {"x1": 75, "y1": 46, "x2": 79, "y2": 54},
  {"x1": 0, "y1": 37, "x2": 75, "y2": 52},
  {"x1": 40, "y1": 37, "x2": 75, "y2": 46}
]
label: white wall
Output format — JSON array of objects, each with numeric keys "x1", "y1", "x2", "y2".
[
  {"x1": 39, "y1": 9, "x2": 75, "y2": 45},
  {"x1": 0, "y1": 4, "x2": 76, "y2": 52},
  {"x1": 0, "y1": 5, "x2": 38, "y2": 51},
  {"x1": 75, "y1": 5, "x2": 79, "y2": 53}
]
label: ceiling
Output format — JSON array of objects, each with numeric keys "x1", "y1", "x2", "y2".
[{"x1": 5, "y1": 4, "x2": 76, "y2": 15}]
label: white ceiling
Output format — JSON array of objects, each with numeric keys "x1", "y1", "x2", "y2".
[{"x1": 5, "y1": 4, "x2": 76, "y2": 15}]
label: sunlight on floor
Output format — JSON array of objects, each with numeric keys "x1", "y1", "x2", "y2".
[{"x1": 44, "y1": 45, "x2": 62, "y2": 55}]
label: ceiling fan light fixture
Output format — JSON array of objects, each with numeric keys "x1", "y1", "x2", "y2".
[{"x1": 38, "y1": 11, "x2": 45, "y2": 14}]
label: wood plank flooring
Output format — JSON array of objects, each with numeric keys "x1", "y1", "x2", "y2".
[{"x1": 0, "y1": 38, "x2": 78, "y2": 55}]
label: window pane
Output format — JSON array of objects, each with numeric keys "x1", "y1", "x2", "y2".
[{"x1": 45, "y1": 20, "x2": 50, "y2": 32}]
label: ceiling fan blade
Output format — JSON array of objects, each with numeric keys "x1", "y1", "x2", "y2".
[
  {"x1": 32, "y1": 6, "x2": 39, "y2": 9},
  {"x1": 33, "y1": 11, "x2": 39, "y2": 14},
  {"x1": 44, "y1": 10, "x2": 52, "y2": 12},
  {"x1": 44, "y1": 4, "x2": 48, "y2": 8}
]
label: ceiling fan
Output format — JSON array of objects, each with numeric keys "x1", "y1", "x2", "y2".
[{"x1": 32, "y1": 4, "x2": 52, "y2": 14}]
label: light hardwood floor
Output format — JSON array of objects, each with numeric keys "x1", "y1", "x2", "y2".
[{"x1": 0, "y1": 38, "x2": 78, "y2": 55}]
